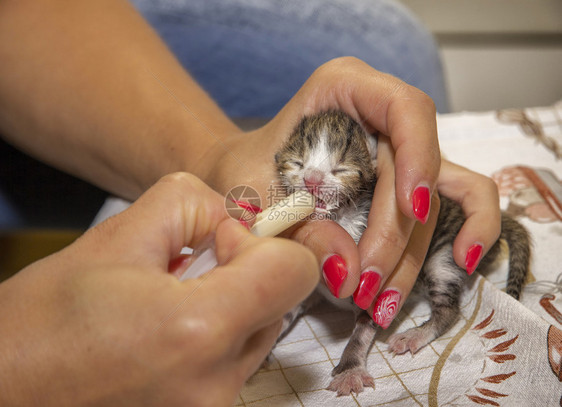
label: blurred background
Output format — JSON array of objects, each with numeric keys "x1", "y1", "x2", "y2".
[{"x1": 398, "y1": 0, "x2": 562, "y2": 111}]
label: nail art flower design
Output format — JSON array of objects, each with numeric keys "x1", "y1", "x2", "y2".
[{"x1": 374, "y1": 290, "x2": 401, "y2": 329}]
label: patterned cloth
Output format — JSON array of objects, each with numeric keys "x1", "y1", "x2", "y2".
[{"x1": 236, "y1": 102, "x2": 562, "y2": 406}]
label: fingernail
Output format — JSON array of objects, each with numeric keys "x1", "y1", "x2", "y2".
[
  {"x1": 465, "y1": 243, "x2": 483, "y2": 275},
  {"x1": 373, "y1": 289, "x2": 401, "y2": 329},
  {"x1": 231, "y1": 199, "x2": 262, "y2": 214},
  {"x1": 322, "y1": 255, "x2": 348, "y2": 298},
  {"x1": 168, "y1": 255, "x2": 190, "y2": 274},
  {"x1": 412, "y1": 185, "x2": 430, "y2": 224},
  {"x1": 353, "y1": 269, "x2": 381, "y2": 310}
]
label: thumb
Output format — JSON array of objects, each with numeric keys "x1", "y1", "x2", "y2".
[{"x1": 78, "y1": 173, "x2": 230, "y2": 270}]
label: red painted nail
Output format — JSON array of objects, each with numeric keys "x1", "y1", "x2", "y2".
[
  {"x1": 373, "y1": 289, "x2": 401, "y2": 329},
  {"x1": 168, "y1": 255, "x2": 190, "y2": 275},
  {"x1": 353, "y1": 270, "x2": 381, "y2": 310},
  {"x1": 465, "y1": 243, "x2": 483, "y2": 275},
  {"x1": 231, "y1": 199, "x2": 262, "y2": 214},
  {"x1": 412, "y1": 186, "x2": 430, "y2": 224},
  {"x1": 322, "y1": 255, "x2": 348, "y2": 298}
]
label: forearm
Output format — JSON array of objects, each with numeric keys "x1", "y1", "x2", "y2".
[{"x1": 0, "y1": 0, "x2": 239, "y2": 199}]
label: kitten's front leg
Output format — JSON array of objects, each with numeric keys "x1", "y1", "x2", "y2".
[{"x1": 328, "y1": 311, "x2": 377, "y2": 396}]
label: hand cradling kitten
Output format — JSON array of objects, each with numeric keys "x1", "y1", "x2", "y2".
[{"x1": 272, "y1": 111, "x2": 530, "y2": 396}]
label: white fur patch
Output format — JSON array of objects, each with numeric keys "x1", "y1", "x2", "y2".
[{"x1": 306, "y1": 131, "x2": 333, "y2": 173}]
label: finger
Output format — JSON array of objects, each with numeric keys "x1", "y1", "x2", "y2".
[
  {"x1": 438, "y1": 160, "x2": 502, "y2": 274},
  {"x1": 350, "y1": 65, "x2": 440, "y2": 222},
  {"x1": 378, "y1": 85, "x2": 440, "y2": 223},
  {"x1": 370, "y1": 193, "x2": 440, "y2": 328},
  {"x1": 82, "y1": 172, "x2": 229, "y2": 270},
  {"x1": 290, "y1": 219, "x2": 361, "y2": 299},
  {"x1": 355, "y1": 137, "x2": 415, "y2": 309},
  {"x1": 204, "y1": 218, "x2": 318, "y2": 335}
]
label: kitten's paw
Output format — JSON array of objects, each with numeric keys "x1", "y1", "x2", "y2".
[
  {"x1": 327, "y1": 367, "x2": 375, "y2": 396},
  {"x1": 387, "y1": 328, "x2": 433, "y2": 355}
]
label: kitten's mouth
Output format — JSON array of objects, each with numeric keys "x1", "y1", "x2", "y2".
[
  {"x1": 315, "y1": 197, "x2": 328, "y2": 211},
  {"x1": 312, "y1": 194, "x2": 339, "y2": 214},
  {"x1": 291, "y1": 185, "x2": 337, "y2": 213}
]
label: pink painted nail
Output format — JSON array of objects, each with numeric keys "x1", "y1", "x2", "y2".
[
  {"x1": 322, "y1": 255, "x2": 348, "y2": 298},
  {"x1": 373, "y1": 289, "x2": 401, "y2": 329},
  {"x1": 353, "y1": 269, "x2": 382, "y2": 310},
  {"x1": 465, "y1": 243, "x2": 483, "y2": 275},
  {"x1": 412, "y1": 185, "x2": 430, "y2": 224}
]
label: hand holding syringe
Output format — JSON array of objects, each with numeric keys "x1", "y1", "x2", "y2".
[{"x1": 179, "y1": 190, "x2": 315, "y2": 281}]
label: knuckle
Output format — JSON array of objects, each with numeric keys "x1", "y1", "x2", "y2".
[
  {"x1": 400, "y1": 251, "x2": 426, "y2": 277},
  {"x1": 419, "y1": 91, "x2": 437, "y2": 112},
  {"x1": 175, "y1": 314, "x2": 232, "y2": 358},
  {"x1": 157, "y1": 172, "x2": 210, "y2": 200},
  {"x1": 404, "y1": 87, "x2": 436, "y2": 114},
  {"x1": 328, "y1": 55, "x2": 363, "y2": 67},
  {"x1": 465, "y1": 173, "x2": 501, "y2": 209},
  {"x1": 481, "y1": 176, "x2": 500, "y2": 199},
  {"x1": 377, "y1": 227, "x2": 408, "y2": 255},
  {"x1": 313, "y1": 56, "x2": 363, "y2": 79},
  {"x1": 160, "y1": 171, "x2": 199, "y2": 187}
]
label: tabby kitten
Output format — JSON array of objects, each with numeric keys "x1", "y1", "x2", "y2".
[{"x1": 273, "y1": 111, "x2": 530, "y2": 396}]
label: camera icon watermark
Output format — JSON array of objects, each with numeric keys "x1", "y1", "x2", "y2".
[
  {"x1": 225, "y1": 184, "x2": 339, "y2": 223},
  {"x1": 225, "y1": 185, "x2": 261, "y2": 221}
]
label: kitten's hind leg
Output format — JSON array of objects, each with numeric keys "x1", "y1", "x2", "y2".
[
  {"x1": 328, "y1": 311, "x2": 377, "y2": 396},
  {"x1": 388, "y1": 253, "x2": 464, "y2": 355}
]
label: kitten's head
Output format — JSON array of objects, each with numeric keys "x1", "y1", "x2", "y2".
[{"x1": 275, "y1": 111, "x2": 377, "y2": 211}]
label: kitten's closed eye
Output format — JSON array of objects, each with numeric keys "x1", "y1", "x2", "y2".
[
  {"x1": 331, "y1": 167, "x2": 348, "y2": 175},
  {"x1": 291, "y1": 160, "x2": 304, "y2": 169}
]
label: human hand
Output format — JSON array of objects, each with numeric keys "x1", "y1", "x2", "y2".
[
  {"x1": 437, "y1": 159, "x2": 502, "y2": 274},
  {"x1": 0, "y1": 173, "x2": 318, "y2": 407},
  {"x1": 361, "y1": 158, "x2": 502, "y2": 328},
  {"x1": 205, "y1": 58, "x2": 440, "y2": 311}
]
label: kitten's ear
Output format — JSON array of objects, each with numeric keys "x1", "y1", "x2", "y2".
[{"x1": 274, "y1": 152, "x2": 280, "y2": 164}]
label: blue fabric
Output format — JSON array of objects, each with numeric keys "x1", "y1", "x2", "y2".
[
  {"x1": 132, "y1": 0, "x2": 449, "y2": 116},
  {"x1": 0, "y1": 0, "x2": 449, "y2": 229}
]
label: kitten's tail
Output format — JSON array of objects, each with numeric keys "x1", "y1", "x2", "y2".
[{"x1": 501, "y1": 215, "x2": 531, "y2": 300}]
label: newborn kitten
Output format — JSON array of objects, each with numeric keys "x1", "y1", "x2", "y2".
[{"x1": 273, "y1": 111, "x2": 531, "y2": 396}]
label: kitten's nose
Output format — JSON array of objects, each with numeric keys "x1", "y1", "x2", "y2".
[{"x1": 304, "y1": 169, "x2": 324, "y2": 193}]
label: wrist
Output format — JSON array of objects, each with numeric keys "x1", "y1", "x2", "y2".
[{"x1": 127, "y1": 109, "x2": 244, "y2": 198}]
